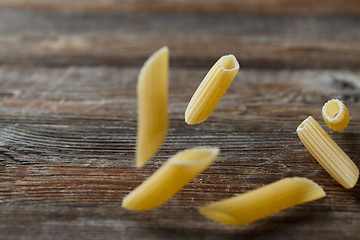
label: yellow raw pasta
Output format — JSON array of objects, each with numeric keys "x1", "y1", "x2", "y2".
[
  {"x1": 185, "y1": 54, "x2": 239, "y2": 125},
  {"x1": 136, "y1": 46, "x2": 169, "y2": 168},
  {"x1": 122, "y1": 147, "x2": 219, "y2": 211},
  {"x1": 199, "y1": 177, "x2": 325, "y2": 226},
  {"x1": 322, "y1": 99, "x2": 350, "y2": 131},
  {"x1": 297, "y1": 116, "x2": 358, "y2": 189}
]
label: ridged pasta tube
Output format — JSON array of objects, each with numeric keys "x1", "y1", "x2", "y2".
[
  {"x1": 322, "y1": 99, "x2": 350, "y2": 131},
  {"x1": 297, "y1": 116, "x2": 358, "y2": 189},
  {"x1": 199, "y1": 177, "x2": 325, "y2": 226},
  {"x1": 136, "y1": 46, "x2": 169, "y2": 168},
  {"x1": 185, "y1": 54, "x2": 239, "y2": 125},
  {"x1": 122, "y1": 147, "x2": 220, "y2": 211}
]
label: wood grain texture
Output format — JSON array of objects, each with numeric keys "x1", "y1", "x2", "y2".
[
  {"x1": 1, "y1": 0, "x2": 360, "y2": 16},
  {"x1": 0, "y1": 65, "x2": 359, "y2": 239},
  {"x1": 1, "y1": 65, "x2": 360, "y2": 117},
  {"x1": 0, "y1": 10, "x2": 360, "y2": 68},
  {"x1": 1, "y1": 4, "x2": 360, "y2": 239}
]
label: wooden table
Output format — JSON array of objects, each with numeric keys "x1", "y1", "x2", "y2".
[{"x1": 0, "y1": 1, "x2": 359, "y2": 239}]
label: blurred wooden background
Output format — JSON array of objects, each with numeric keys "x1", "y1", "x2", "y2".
[{"x1": 0, "y1": 1, "x2": 359, "y2": 239}]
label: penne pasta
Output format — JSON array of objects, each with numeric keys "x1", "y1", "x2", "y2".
[
  {"x1": 297, "y1": 116, "x2": 358, "y2": 189},
  {"x1": 136, "y1": 46, "x2": 169, "y2": 168},
  {"x1": 185, "y1": 54, "x2": 239, "y2": 125},
  {"x1": 122, "y1": 147, "x2": 220, "y2": 211},
  {"x1": 199, "y1": 177, "x2": 325, "y2": 226},
  {"x1": 322, "y1": 99, "x2": 350, "y2": 131}
]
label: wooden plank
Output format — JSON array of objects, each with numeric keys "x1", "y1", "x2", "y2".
[
  {"x1": 0, "y1": 0, "x2": 360, "y2": 16},
  {"x1": 0, "y1": 65, "x2": 359, "y2": 239},
  {"x1": 0, "y1": 11, "x2": 360, "y2": 68},
  {"x1": 1, "y1": 65, "x2": 359, "y2": 118}
]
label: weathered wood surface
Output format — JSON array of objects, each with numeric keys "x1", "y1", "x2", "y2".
[
  {"x1": 0, "y1": 65, "x2": 359, "y2": 239},
  {"x1": 1, "y1": 0, "x2": 360, "y2": 16},
  {"x1": 0, "y1": 10, "x2": 360, "y2": 68},
  {"x1": 0, "y1": 2, "x2": 360, "y2": 239}
]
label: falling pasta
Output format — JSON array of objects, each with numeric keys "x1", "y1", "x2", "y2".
[
  {"x1": 322, "y1": 99, "x2": 350, "y2": 131},
  {"x1": 185, "y1": 54, "x2": 239, "y2": 125},
  {"x1": 136, "y1": 46, "x2": 169, "y2": 168},
  {"x1": 122, "y1": 147, "x2": 220, "y2": 211},
  {"x1": 297, "y1": 116, "x2": 358, "y2": 189},
  {"x1": 199, "y1": 177, "x2": 325, "y2": 226}
]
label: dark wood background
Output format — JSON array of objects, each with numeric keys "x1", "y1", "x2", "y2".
[{"x1": 0, "y1": 1, "x2": 359, "y2": 239}]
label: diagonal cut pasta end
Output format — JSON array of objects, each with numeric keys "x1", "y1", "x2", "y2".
[
  {"x1": 185, "y1": 54, "x2": 239, "y2": 125},
  {"x1": 322, "y1": 99, "x2": 350, "y2": 131},
  {"x1": 198, "y1": 208, "x2": 240, "y2": 225},
  {"x1": 297, "y1": 116, "x2": 359, "y2": 189},
  {"x1": 135, "y1": 46, "x2": 169, "y2": 168},
  {"x1": 123, "y1": 147, "x2": 220, "y2": 211},
  {"x1": 199, "y1": 177, "x2": 325, "y2": 226}
]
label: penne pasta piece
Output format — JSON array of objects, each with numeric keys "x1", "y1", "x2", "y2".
[
  {"x1": 185, "y1": 54, "x2": 239, "y2": 125},
  {"x1": 136, "y1": 46, "x2": 169, "y2": 168},
  {"x1": 199, "y1": 177, "x2": 325, "y2": 226},
  {"x1": 322, "y1": 99, "x2": 350, "y2": 131},
  {"x1": 122, "y1": 147, "x2": 220, "y2": 211},
  {"x1": 297, "y1": 116, "x2": 358, "y2": 189}
]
